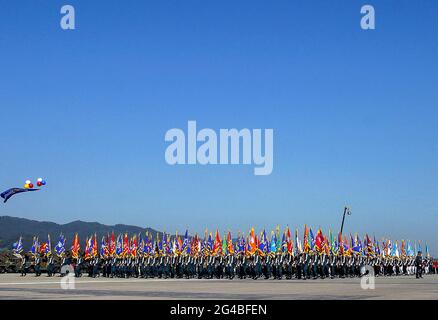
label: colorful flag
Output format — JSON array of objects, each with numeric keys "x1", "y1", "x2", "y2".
[
  {"x1": 270, "y1": 231, "x2": 277, "y2": 253},
  {"x1": 84, "y1": 236, "x2": 93, "y2": 260},
  {"x1": 144, "y1": 232, "x2": 151, "y2": 256},
  {"x1": 163, "y1": 232, "x2": 171, "y2": 255},
  {"x1": 100, "y1": 236, "x2": 108, "y2": 258},
  {"x1": 71, "y1": 233, "x2": 80, "y2": 259},
  {"x1": 249, "y1": 228, "x2": 257, "y2": 255},
  {"x1": 338, "y1": 232, "x2": 344, "y2": 256},
  {"x1": 406, "y1": 240, "x2": 413, "y2": 257},
  {"x1": 303, "y1": 225, "x2": 310, "y2": 253},
  {"x1": 130, "y1": 234, "x2": 138, "y2": 258},
  {"x1": 352, "y1": 234, "x2": 361, "y2": 254},
  {"x1": 227, "y1": 231, "x2": 234, "y2": 255},
  {"x1": 90, "y1": 235, "x2": 96, "y2": 258},
  {"x1": 309, "y1": 228, "x2": 316, "y2": 251},
  {"x1": 45, "y1": 234, "x2": 52, "y2": 256},
  {"x1": 55, "y1": 234, "x2": 66, "y2": 257},
  {"x1": 116, "y1": 234, "x2": 123, "y2": 257},
  {"x1": 237, "y1": 234, "x2": 245, "y2": 255},
  {"x1": 109, "y1": 231, "x2": 115, "y2": 257},
  {"x1": 401, "y1": 240, "x2": 405, "y2": 257},
  {"x1": 285, "y1": 227, "x2": 293, "y2": 254},
  {"x1": 213, "y1": 230, "x2": 222, "y2": 256},
  {"x1": 30, "y1": 236, "x2": 39, "y2": 256},
  {"x1": 221, "y1": 234, "x2": 227, "y2": 255},
  {"x1": 315, "y1": 229, "x2": 324, "y2": 253},
  {"x1": 39, "y1": 242, "x2": 48, "y2": 255},
  {"x1": 275, "y1": 226, "x2": 281, "y2": 252},
  {"x1": 295, "y1": 228, "x2": 302, "y2": 254},
  {"x1": 122, "y1": 233, "x2": 130, "y2": 257},
  {"x1": 12, "y1": 236, "x2": 23, "y2": 254},
  {"x1": 329, "y1": 230, "x2": 336, "y2": 255},
  {"x1": 391, "y1": 241, "x2": 399, "y2": 257},
  {"x1": 182, "y1": 229, "x2": 189, "y2": 254},
  {"x1": 139, "y1": 233, "x2": 145, "y2": 256},
  {"x1": 344, "y1": 235, "x2": 350, "y2": 256},
  {"x1": 281, "y1": 232, "x2": 287, "y2": 253},
  {"x1": 259, "y1": 229, "x2": 268, "y2": 254},
  {"x1": 206, "y1": 232, "x2": 213, "y2": 256}
]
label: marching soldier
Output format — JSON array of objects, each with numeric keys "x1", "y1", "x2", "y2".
[
  {"x1": 92, "y1": 256, "x2": 99, "y2": 278},
  {"x1": 34, "y1": 254, "x2": 42, "y2": 277},
  {"x1": 47, "y1": 254, "x2": 55, "y2": 277},
  {"x1": 225, "y1": 254, "x2": 235, "y2": 279},
  {"x1": 74, "y1": 254, "x2": 83, "y2": 278},
  {"x1": 295, "y1": 253, "x2": 304, "y2": 279},
  {"x1": 415, "y1": 251, "x2": 423, "y2": 279},
  {"x1": 284, "y1": 253, "x2": 293, "y2": 280},
  {"x1": 20, "y1": 253, "x2": 28, "y2": 277}
]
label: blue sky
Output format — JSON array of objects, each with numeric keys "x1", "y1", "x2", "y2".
[{"x1": 0, "y1": 1, "x2": 437, "y2": 254}]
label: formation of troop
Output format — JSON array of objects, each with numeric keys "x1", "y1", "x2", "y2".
[
  {"x1": 17, "y1": 248, "x2": 435, "y2": 280},
  {"x1": 11, "y1": 225, "x2": 435, "y2": 280}
]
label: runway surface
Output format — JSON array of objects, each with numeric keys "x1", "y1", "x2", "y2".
[{"x1": 0, "y1": 274, "x2": 437, "y2": 300}]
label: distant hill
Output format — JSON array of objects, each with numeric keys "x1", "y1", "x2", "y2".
[{"x1": 0, "y1": 216, "x2": 160, "y2": 251}]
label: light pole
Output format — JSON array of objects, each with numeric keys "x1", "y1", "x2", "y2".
[{"x1": 340, "y1": 206, "x2": 351, "y2": 235}]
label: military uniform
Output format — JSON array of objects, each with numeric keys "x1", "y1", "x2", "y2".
[
  {"x1": 415, "y1": 253, "x2": 423, "y2": 278},
  {"x1": 20, "y1": 255, "x2": 28, "y2": 276},
  {"x1": 47, "y1": 255, "x2": 55, "y2": 277}
]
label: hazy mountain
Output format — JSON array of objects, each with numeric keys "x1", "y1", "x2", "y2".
[{"x1": 0, "y1": 216, "x2": 160, "y2": 251}]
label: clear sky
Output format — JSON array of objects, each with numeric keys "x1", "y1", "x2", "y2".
[{"x1": 1, "y1": 1, "x2": 437, "y2": 255}]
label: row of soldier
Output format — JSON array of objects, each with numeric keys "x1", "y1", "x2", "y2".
[{"x1": 18, "y1": 251, "x2": 434, "y2": 279}]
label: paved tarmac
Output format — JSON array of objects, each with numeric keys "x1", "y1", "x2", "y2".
[{"x1": 0, "y1": 274, "x2": 437, "y2": 300}]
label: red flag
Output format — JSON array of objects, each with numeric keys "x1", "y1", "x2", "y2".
[
  {"x1": 191, "y1": 234, "x2": 199, "y2": 256},
  {"x1": 227, "y1": 231, "x2": 234, "y2": 254},
  {"x1": 177, "y1": 235, "x2": 183, "y2": 255},
  {"x1": 303, "y1": 225, "x2": 310, "y2": 253},
  {"x1": 338, "y1": 232, "x2": 344, "y2": 256},
  {"x1": 91, "y1": 234, "x2": 98, "y2": 258},
  {"x1": 213, "y1": 230, "x2": 222, "y2": 255},
  {"x1": 130, "y1": 235, "x2": 138, "y2": 258},
  {"x1": 39, "y1": 242, "x2": 48, "y2": 254},
  {"x1": 286, "y1": 227, "x2": 293, "y2": 253},
  {"x1": 315, "y1": 229, "x2": 324, "y2": 253},
  {"x1": 249, "y1": 228, "x2": 257, "y2": 254},
  {"x1": 109, "y1": 231, "x2": 115, "y2": 257},
  {"x1": 123, "y1": 233, "x2": 129, "y2": 257},
  {"x1": 323, "y1": 236, "x2": 330, "y2": 255},
  {"x1": 71, "y1": 233, "x2": 80, "y2": 259},
  {"x1": 344, "y1": 235, "x2": 351, "y2": 256}
]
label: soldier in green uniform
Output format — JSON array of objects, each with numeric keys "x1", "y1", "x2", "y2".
[
  {"x1": 20, "y1": 253, "x2": 28, "y2": 276},
  {"x1": 74, "y1": 254, "x2": 83, "y2": 277},
  {"x1": 415, "y1": 251, "x2": 423, "y2": 278},
  {"x1": 34, "y1": 254, "x2": 42, "y2": 277},
  {"x1": 47, "y1": 254, "x2": 55, "y2": 277}
]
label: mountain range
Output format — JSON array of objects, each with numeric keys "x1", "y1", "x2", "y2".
[{"x1": 0, "y1": 216, "x2": 160, "y2": 251}]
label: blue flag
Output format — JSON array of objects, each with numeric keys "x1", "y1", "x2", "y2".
[
  {"x1": 12, "y1": 236, "x2": 23, "y2": 254},
  {"x1": 30, "y1": 237, "x2": 39, "y2": 256},
  {"x1": 309, "y1": 228, "x2": 315, "y2": 250},
  {"x1": 55, "y1": 234, "x2": 66, "y2": 257},
  {"x1": 182, "y1": 229, "x2": 189, "y2": 253}
]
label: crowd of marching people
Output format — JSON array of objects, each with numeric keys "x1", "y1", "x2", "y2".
[
  {"x1": 16, "y1": 250, "x2": 436, "y2": 280},
  {"x1": 11, "y1": 224, "x2": 435, "y2": 280}
]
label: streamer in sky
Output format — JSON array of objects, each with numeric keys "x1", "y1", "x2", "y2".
[{"x1": 1, "y1": 188, "x2": 39, "y2": 203}]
